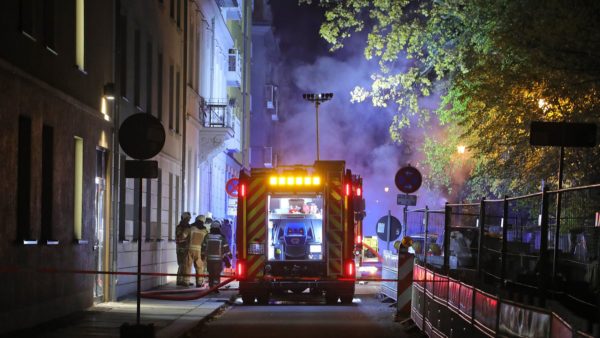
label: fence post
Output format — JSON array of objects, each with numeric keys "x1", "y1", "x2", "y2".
[
  {"x1": 501, "y1": 196, "x2": 509, "y2": 281},
  {"x1": 539, "y1": 185, "x2": 549, "y2": 304},
  {"x1": 443, "y1": 203, "x2": 451, "y2": 272},
  {"x1": 477, "y1": 198, "x2": 486, "y2": 275},
  {"x1": 424, "y1": 206, "x2": 429, "y2": 268}
]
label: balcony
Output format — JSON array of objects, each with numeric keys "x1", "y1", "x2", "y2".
[
  {"x1": 198, "y1": 99, "x2": 240, "y2": 159},
  {"x1": 227, "y1": 49, "x2": 242, "y2": 87},
  {"x1": 216, "y1": 0, "x2": 242, "y2": 21}
]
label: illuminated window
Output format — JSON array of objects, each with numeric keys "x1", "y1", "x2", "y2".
[
  {"x1": 169, "y1": 64, "x2": 174, "y2": 130},
  {"x1": 74, "y1": 137, "x2": 83, "y2": 240},
  {"x1": 175, "y1": 70, "x2": 180, "y2": 133},
  {"x1": 168, "y1": 172, "x2": 173, "y2": 240},
  {"x1": 75, "y1": 0, "x2": 85, "y2": 71}
]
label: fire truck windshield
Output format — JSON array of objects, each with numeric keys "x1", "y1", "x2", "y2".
[{"x1": 267, "y1": 195, "x2": 323, "y2": 261}]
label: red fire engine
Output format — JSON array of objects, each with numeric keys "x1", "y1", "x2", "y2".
[{"x1": 235, "y1": 161, "x2": 364, "y2": 304}]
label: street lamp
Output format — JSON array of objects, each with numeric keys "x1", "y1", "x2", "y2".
[{"x1": 302, "y1": 93, "x2": 333, "y2": 161}]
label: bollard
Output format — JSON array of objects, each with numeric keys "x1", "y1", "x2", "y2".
[{"x1": 396, "y1": 252, "x2": 415, "y2": 317}]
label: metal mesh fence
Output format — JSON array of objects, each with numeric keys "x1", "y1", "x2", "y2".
[{"x1": 403, "y1": 184, "x2": 600, "y2": 318}]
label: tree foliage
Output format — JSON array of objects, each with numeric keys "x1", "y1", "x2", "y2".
[{"x1": 303, "y1": 0, "x2": 600, "y2": 199}]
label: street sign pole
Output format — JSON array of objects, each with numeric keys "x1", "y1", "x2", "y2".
[
  {"x1": 136, "y1": 177, "x2": 142, "y2": 325},
  {"x1": 387, "y1": 210, "x2": 391, "y2": 250}
]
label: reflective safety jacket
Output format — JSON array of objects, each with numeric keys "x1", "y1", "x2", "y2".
[
  {"x1": 202, "y1": 233, "x2": 230, "y2": 261},
  {"x1": 175, "y1": 223, "x2": 191, "y2": 249},
  {"x1": 189, "y1": 226, "x2": 208, "y2": 253}
]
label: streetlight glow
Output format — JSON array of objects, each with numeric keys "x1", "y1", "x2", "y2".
[
  {"x1": 302, "y1": 92, "x2": 334, "y2": 161},
  {"x1": 457, "y1": 145, "x2": 466, "y2": 154}
]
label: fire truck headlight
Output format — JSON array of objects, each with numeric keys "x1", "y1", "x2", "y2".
[{"x1": 309, "y1": 244, "x2": 322, "y2": 253}]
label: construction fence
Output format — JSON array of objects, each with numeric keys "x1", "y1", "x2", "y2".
[{"x1": 403, "y1": 183, "x2": 600, "y2": 337}]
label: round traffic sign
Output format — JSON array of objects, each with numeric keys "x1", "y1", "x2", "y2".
[
  {"x1": 226, "y1": 178, "x2": 240, "y2": 198},
  {"x1": 119, "y1": 113, "x2": 165, "y2": 160},
  {"x1": 394, "y1": 166, "x2": 422, "y2": 194},
  {"x1": 376, "y1": 215, "x2": 402, "y2": 242}
]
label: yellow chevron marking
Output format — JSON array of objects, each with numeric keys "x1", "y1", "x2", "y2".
[
  {"x1": 330, "y1": 217, "x2": 342, "y2": 232},
  {"x1": 248, "y1": 184, "x2": 266, "y2": 206},
  {"x1": 330, "y1": 202, "x2": 342, "y2": 216},
  {"x1": 329, "y1": 244, "x2": 342, "y2": 258},
  {"x1": 250, "y1": 226, "x2": 266, "y2": 243},
  {"x1": 248, "y1": 214, "x2": 265, "y2": 233},
  {"x1": 328, "y1": 229, "x2": 342, "y2": 244},
  {"x1": 248, "y1": 256, "x2": 265, "y2": 277},
  {"x1": 329, "y1": 261, "x2": 341, "y2": 274},
  {"x1": 331, "y1": 190, "x2": 341, "y2": 201},
  {"x1": 249, "y1": 177, "x2": 263, "y2": 190}
]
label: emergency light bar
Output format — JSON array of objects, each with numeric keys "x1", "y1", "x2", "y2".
[{"x1": 269, "y1": 176, "x2": 321, "y2": 186}]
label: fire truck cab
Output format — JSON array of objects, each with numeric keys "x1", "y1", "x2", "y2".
[{"x1": 235, "y1": 161, "x2": 364, "y2": 304}]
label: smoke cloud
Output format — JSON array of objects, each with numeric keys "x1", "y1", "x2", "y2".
[{"x1": 270, "y1": 1, "x2": 451, "y2": 239}]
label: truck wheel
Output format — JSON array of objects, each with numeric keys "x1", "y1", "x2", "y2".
[
  {"x1": 257, "y1": 293, "x2": 269, "y2": 305},
  {"x1": 340, "y1": 295, "x2": 353, "y2": 304},
  {"x1": 325, "y1": 292, "x2": 338, "y2": 305},
  {"x1": 241, "y1": 294, "x2": 255, "y2": 305}
]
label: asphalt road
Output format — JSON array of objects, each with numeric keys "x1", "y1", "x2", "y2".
[{"x1": 188, "y1": 283, "x2": 420, "y2": 338}]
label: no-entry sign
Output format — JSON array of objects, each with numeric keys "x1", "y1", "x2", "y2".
[
  {"x1": 394, "y1": 166, "x2": 422, "y2": 194},
  {"x1": 226, "y1": 178, "x2": 240, "y2": 198}
]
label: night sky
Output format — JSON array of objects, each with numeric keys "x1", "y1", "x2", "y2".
[{"x1": 266, "y1": 1, "x2": 446, "y2": 241}]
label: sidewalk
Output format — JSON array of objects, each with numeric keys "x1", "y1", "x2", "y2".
[{"x1": 7, "y1": 282, "x2": 239, "y2": 338}]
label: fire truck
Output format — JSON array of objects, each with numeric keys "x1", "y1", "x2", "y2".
[{"x1": 235, "y1": 161, "x2": 364, "y2": 304}]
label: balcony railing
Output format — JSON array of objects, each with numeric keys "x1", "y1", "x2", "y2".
[{"x1": 200, "y1": 99, "x2": 234, "y2": 129}]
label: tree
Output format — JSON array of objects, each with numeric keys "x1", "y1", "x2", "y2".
[{"x1": 303, "y1": 0, "x2": 600, "y2": 198}]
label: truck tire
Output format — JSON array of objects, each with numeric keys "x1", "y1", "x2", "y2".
[
  {"x1": 257, "y1": 293, "x2": 269, "y2": 305},
  {"x1": 241, "y1": 294, "x2": 255, "y2": 305},
  {"x1": 340, "y1": 295, "x2": 353, "y2": 304},
  {"x1": 325, "y1": 292, "x2": 338, "y2": 305}
]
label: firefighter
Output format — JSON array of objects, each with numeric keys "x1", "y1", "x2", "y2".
[
  {"x1": 201, "y1": 220, "x2": 231, "y2": 292},
  {"x1": 175, "y1": 212, "x2": 192, "y2": 286},
  {"x1": 189, "y1": 215, "x2": 209, "y2": 287}
]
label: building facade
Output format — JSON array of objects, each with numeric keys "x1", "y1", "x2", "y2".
[
  {"x1": 0, "y1": 0, "x2": 252, "y2": 334},
  {"x1": 0, "y1": 0, "x2": 114, "y2": 332},
  {"x1": 250, "y1": 0, "x2": 281, "y2": 169}
]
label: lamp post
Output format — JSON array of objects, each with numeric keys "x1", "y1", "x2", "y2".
[{"x1": 302, "y1": 93, "x2": 333, "y2": 161}]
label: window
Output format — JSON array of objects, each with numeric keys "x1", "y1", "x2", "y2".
[
  {"x1": 43, "y1": 0, "x2": 55, "y2": 50},
  {"x1": 75, "y1": 0, "x2": 85, "y2": 71},
  {"x1": 175, "y1": 175, "x2": 180, "y2": 236},
  {"x1": 41, "y1": 125, "x2": 54, "y2": 242},
  {"x1": 74, "y1": 137, "x2": 84, "y2": 240},
  {"x1": 118, "y1": 155, "x2": 126, "y2": 241},
  {"x1": 146, "y1": 41, "x2": 153, "y2": 114},
  {"x1": 168, "y1": 64, "x2": 174, "y2": 130},
  {"x1": 19, "y1": 0, "x2": 35, "y2": 39},
  {"x1": 119, "y1": 14, "x2": 127, "y2": 98},
  {"x1": 134, "y1": 29, "x2": 140, "y2": 107},
  {"x1": 156, "y1": 168, "x2": 162, "y2": 240},
  {"x1": 175, "y1": 70, "x2": 180, "y2": 133},
  {"x1": 145, "y1": 178, "x2": 151, "y2": 241},
  {"x1": 17, "y1": 116, "x2": 32, "y2": 242},
  {"x1": 168, "y1": 172, "x2": 173, "y2": 240},
  {"x1": 133, "y1": 179, "x2": 140, "y2": 241},
  {"x1": 176, "y1": 0, "x2": 181, "y2": 27},
  {"x1": 157, "y1": 53, "x2": 163, "y2": 121}
]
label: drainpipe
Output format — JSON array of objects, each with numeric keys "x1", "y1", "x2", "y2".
[
  {"x1": 181, "y1": 0, "x2": 188, "y2": 211},
  {"x1": 109, "y1": 0, "x2": 121, "y2": 302},
  {"x1": 241, "y1": 0, "x2": 248, "y2": 168}
]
